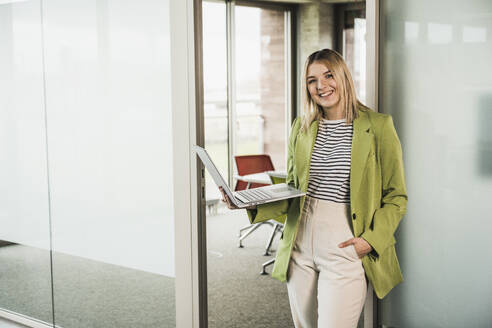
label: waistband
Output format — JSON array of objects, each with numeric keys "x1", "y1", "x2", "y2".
[
  {"x1": 303, "y1": 195, "x2": 353, "y2": 228},
  {"x1": 304, "y1": 195, "x2": 350, "y2": 211}
]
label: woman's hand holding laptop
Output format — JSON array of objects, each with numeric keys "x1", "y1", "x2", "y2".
[{"x1": 218, "y1": 186, "x2": 257, "y2": 210}]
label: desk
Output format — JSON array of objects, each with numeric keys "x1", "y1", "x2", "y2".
[
  {"x1": 234, "y1": 171, "x2": 286, "y2": 189},
  {"x1": 266, "y1": 170, "x2": 287, "y2": 180}
]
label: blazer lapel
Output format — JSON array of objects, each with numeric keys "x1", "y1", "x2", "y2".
[
  {"x1": 350, "y1": 109, "x2": 373, "y2": 199},
  {"x1": 296, "y1": 119, "x2": 318, "y2": 192}
]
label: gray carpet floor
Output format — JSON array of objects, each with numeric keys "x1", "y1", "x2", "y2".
[
  {"x1": 207, "y1": 208, "x2": 294, "y2": 328},
  {"x1": 0, "y1": 207, "x2": 293, "y2": 328},
  {"x1": 0, "y1": 245, "x2": 175, "y2": 328}
]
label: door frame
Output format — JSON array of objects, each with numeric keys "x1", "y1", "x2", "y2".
[
  {"x1": 172, "y1": 0, "x2": 205, "y2": 327},
  {"x1": 364, "y1": 0, "x2": 380, "y2": 327}
]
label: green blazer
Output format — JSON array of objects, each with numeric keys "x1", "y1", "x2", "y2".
[{"x1": 246, "y1": 106, "x2": 408, "y2": 299}]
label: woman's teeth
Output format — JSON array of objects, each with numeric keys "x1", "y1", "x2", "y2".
[{"x1": 319, "y1": 90, "x2": 333, "y2": 97}]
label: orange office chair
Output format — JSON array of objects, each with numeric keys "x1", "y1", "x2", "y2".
[
  {"x1": 235, "y1": 155, "x2": 286, "y2": 258},
  {"x1": 234, "y1": 154, "x2": 274, "y2": 191}
]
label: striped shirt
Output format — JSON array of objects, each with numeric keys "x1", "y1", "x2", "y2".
[{"x1": 306, "y1": 118, "x2": 353, "y2": 203}]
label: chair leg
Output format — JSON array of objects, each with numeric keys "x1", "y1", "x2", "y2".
[
  {"x1": 263, "y1": 223, "x2": 281, "y2": 256},
  {"x1": 260, "y1": 258, "x2": 276, "y2": 275},
  {"x1": 239, "y1": 224, "x2": 255, "y2": 237},
  {"x1": 238, "y1": 221, "x2": 274, "y2": 247},
  {"x1": 238, "y1": 223, "x2": 262, "y2": 248}
]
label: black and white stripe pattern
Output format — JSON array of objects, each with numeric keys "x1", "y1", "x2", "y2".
[{"x1": 306, "y1": 118, "x2": 353, "y2": 203}]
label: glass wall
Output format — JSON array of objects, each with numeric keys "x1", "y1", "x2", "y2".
[
  {"x1": 0, "y1": 0, "x2": 178, "y2": 327},
  {"x1": 45, "y1": 1, "x2": 175, "y2": 327},
  {"x1": 379, "y1": 0, "x2": 492, "y2": 327},
  {"x1": 0, "y1": 1, "x2": 53, "y2": 324}
]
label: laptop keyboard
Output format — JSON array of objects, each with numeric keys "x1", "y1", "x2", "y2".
[{"x1": 235, "y1": 188, "x2": 271, "y2": 202}]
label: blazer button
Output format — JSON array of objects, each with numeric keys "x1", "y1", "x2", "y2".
[{"x1": 352, "y1": 213, "x2": 356, "y2": 220}]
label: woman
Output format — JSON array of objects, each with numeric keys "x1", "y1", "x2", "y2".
[{"x1": 219, "y1": 48, "x2": 407, "y2": 328}]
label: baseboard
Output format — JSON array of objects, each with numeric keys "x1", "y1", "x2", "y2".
[{"x1": 0, "y1": 308, "x2": 63, "y2": 328}]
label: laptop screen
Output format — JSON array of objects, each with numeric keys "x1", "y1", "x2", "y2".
[{"x1": 193, "y1": 145, "x2": 236, "y2": 200}]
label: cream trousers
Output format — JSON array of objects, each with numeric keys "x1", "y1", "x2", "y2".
[{"x1": 286, "y1": 195, "x2": 367, "y2": 328}]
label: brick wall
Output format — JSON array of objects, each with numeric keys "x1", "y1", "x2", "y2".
[
  {"x1": 257, "y1": 5, "x2": 338, "y2": 171},
  {"x1": 260, "y1": 9, "x2": 287, "y2": 171},
  {"x1": 297, "y1": 3, "x2": 336, "y2": 116}
]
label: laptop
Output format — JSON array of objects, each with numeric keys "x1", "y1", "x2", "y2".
[{"x1": 193, "y1": 145, "x2": 305, "y2": 208}]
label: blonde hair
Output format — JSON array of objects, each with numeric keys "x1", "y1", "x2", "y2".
[{"x1": 299, "y1": 48, "x2": 367, "y2": 133}]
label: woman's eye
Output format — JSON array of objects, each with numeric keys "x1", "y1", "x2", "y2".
[{"x1": 307, "y1": 74, "x2": 331, "y2": 84}]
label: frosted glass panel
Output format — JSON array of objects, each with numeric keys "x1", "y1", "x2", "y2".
[
  {"x1": 0, "y1": 0, "x2": 54, "y2": 324},
  {"x1": 44, "y1": 0, "x2": 174, "y2": 277},
  {"x1": 380, "y1": 0, "x2": 492, "y2": 327},
  {"x1": 43, "y1": 0, "x2": 175, "y2": 326}
]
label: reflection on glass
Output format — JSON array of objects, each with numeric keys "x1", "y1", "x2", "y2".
[
  {"x1": 427, "y1": 22, "x2": 453, "y2": 44},
  {"x1": 0, "y1": 0, "x2": 54, "y2": 324},
  {"x1": 404, "y1": 21, "x2": 420, "y2": 43},
  {"x1": 380, "y1": 0, "x2": 492, "y2": 327},
  {"x1": 463, "y1": 25, "x2": 486, "y2": 43},
  {"x1": 235, "y1": 5, "x2": 287, "y2": 172}
]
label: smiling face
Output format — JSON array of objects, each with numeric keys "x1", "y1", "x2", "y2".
[{"x1": 306, "y1": 61, "x2": 343, "y2": 117}]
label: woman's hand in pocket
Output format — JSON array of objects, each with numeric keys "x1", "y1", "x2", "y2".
[
  {"x1": 338, "y1": 237, "x2": 373, "y2": 258},
  {"x1": 218, "y1": 187, "x2": 256, "y2": 210}
]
